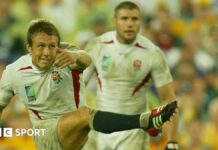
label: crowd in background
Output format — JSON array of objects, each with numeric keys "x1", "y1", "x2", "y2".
[{"x1": 0, "y1": 0, "x2": 218, "y2": 150}]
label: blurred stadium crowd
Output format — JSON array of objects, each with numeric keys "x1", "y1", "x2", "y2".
[{"x1": 0, "y1": 0, "x2": 218, "y2": 150}]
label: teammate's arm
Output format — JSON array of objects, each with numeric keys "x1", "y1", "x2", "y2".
[
  {"x1": 157, "y1": 82, "x2": 179, "y2": 150},
  {"x1": 151, "y1": 47, "x2": 179, "y2": 149}
]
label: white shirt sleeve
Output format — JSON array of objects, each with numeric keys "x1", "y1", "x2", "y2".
[
  {"x1": 151, "y1": 47, "x2": 173, "y2": 87},
  {"x1": 0, "y1": 67, "x2": 14, "y2": 107}
]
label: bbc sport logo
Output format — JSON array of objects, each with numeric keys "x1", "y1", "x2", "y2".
[{"x1": 0, "y1": 128, "x2": 46, "y2": 137}]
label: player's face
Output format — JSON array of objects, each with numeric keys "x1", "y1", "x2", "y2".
[
  {"x1": 27, "y1": 32, "x2": 59, "y2": 70},
  {"x1": 113, "y1": 8, "x2": 141, "y2": 44}
]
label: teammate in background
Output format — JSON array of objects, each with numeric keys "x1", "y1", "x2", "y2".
[
  {"x1": 83, "y1": 1, "x2": 179, "y2": 150},
  {"x1": 0, "y1": 19, "x2": 177, "y2": 150}
]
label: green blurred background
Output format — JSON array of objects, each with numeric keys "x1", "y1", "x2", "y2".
[{"x1": 0, "y1": 0, "x2": 218, "y2": 150}]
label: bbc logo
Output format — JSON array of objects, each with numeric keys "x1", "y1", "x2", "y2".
[
  {"x1": 0, "y1": 128, "x2": 13, "y2": 137},
  {"x1": 0, "y1": 128, "x2": 46, "y2": 137}
]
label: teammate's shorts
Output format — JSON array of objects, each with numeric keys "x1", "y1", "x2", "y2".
[
  {"x1": 82, "y1": 129, "x2": 149, "y2": 150},
  {"x1": 33, "y1": 118, "x2": 62, "y2": 150}
]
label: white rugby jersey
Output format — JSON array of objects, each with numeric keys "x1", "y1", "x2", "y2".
[
  {"x1": 0, "y1": 54, "x2": 86, "y2": 122},
  {"x1": 84, "y1": 31, "x2": 172, "y2": 114}
]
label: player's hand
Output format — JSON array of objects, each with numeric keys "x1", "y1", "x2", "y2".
[
  {"x1": 164, "y1": 141, "x2": 179, "y2": 150},
  {"x1": 54, "y1": 49, "x2": 78, "y2": 69}
]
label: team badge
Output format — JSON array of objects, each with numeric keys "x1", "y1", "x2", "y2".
[
  {"x1": 25, "y1": 84, "x2": 36, "y2": 101},
  {"x1": 102, "y1": 55, "x2": 111, "y2": 71},
  {"x1": 133, "y1": 59, "x2": 142, "y2": 71},
  {"x1": 52, "y1": 71, "x2": 62, "y2": 84}
]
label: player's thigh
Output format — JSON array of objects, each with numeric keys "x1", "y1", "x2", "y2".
[{"x1": 57, "y1": 107, "x2": 92, "y2": 150}]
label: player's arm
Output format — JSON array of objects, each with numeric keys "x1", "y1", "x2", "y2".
[
  {"x1": 83, "y1": 63, "x2": 95, "y2": 85},
  {"x1": 0, "y1": 67, "x2": 16, "y2": 121},
  {"x1": 54, "y1": 44, "x2": 92, "y2": 71},
  {"x1": 0, "y1": 105, "x2": 3, "y2": 127},
  {"x1": 0, "y1": 89, "x2": 13, "y2": 120},
  {"x1": 0, "y1": 105, "x2": 5, "y2": 119},
  {"x1": 83, "y1": 38, "x2": 101, "y2": 85},
  {"x1": 68, "y1": 50, "x2": 92, "y2": 71}
]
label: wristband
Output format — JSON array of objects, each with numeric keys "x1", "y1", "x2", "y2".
[{"x1": 166, "y1": 141, "x2": 179, "y2": 150}]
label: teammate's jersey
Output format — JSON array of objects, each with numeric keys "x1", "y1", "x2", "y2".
[
  {"x1": 84, "y1": 31, "x2": 172, "y2": 114},
  {"x1": 0, "y1": 54, "x2": 86, "y2": 123}
]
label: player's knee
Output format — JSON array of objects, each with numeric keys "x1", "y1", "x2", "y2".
[{"x1": 77, "y1": 106, "x2": 92, "y2": 125}]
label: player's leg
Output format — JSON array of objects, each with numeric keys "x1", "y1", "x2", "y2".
[
  {"x1": 91, "y1": 100, "x2": 178, "y2": 135},
  {"x1": 82, "y1": 101, "x2": 177, "y2": 150},
  {"x1": 57, "y1": 101, "x2": 178, "y2": 149},
  {"x1": 57, "y1": 107, "x2": 91, "y2": 150},
  {"x1": 146, "y1": 100, "x2": 178, "y2": 136}
]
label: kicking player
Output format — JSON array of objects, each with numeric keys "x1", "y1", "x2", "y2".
[
  {"x1": 83, "y1": 1, "x2": 179, "y2": 150},
  {"x1": 0, "y1": 19, "x2": 177, "y2": 150}
]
